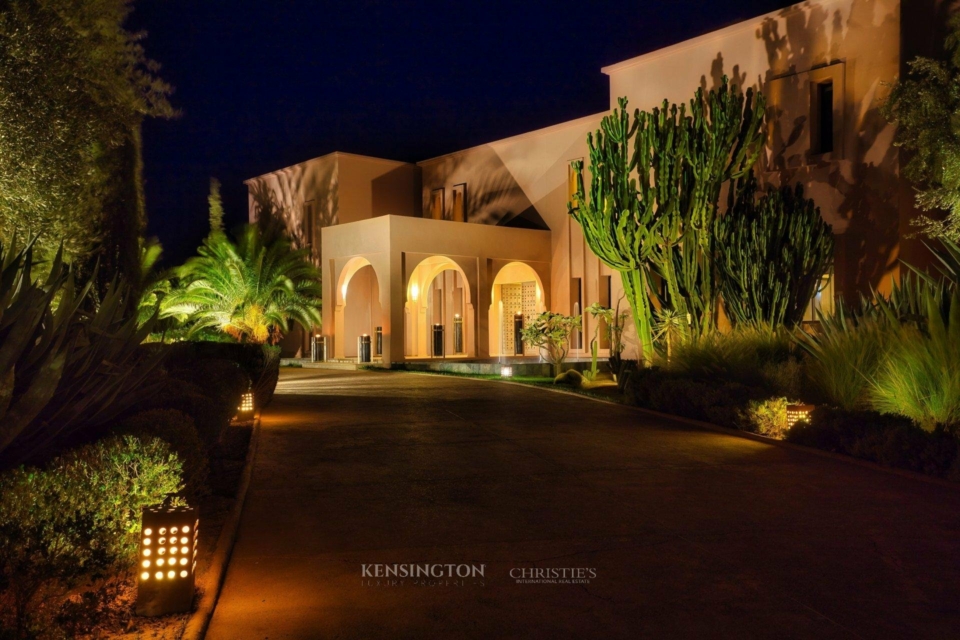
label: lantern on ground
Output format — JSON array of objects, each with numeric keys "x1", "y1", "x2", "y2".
[
  {"x1": 136, "y1": 504, "x2": 199, "y2": 616},
  {"x1": 238, "y1": 385, "x2": 254, "y2": 417},
  {"x1": 501, "y1": 365, "x2": 513, "y2": 378},
  {"x1": 786, "y1": 403, "x2": 815, "y2": 428}
]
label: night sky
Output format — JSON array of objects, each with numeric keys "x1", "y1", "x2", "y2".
[{"x1": 131, "y1": 0, "x2": 796, "y2": 265}]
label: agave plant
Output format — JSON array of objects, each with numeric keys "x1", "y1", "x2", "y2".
[
  {"x1": 162, "y1": 224, "x2": 321, "y2": 344},
  {"x1": 0, "y1": 239, "x2": 164, "y2": 463}
]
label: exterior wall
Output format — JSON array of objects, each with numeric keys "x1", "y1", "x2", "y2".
[
  {"x1": 322, "y1": 215, "x2": 551, "y2": 366},
  {"x1": 417, "y1": 114, "x2": 624, "y2": 357},
  {"x1": 246, "y1": 152, "x2": 419, "y2": 356},
  {"x1": 603, "y1": 0, "x2": 902, "y2": 301}
]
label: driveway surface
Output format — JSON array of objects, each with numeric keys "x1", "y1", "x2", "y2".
[{"x1": 206, "y1": 368, "x2": 960, "y2": 639}]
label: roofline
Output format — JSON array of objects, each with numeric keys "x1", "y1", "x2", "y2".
[
  {"x1": 244, "y1": 151, "x2": 412, "y2": 184},
  {"x1": 601, "y1": 0, "x2": 847, "y2": 75},
  {"x1": 417, "y1": 111, "x2": 606, "y2": 166}
]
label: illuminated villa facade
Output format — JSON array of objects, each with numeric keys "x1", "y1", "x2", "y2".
[{"x1": 247, "y1": 0, "x2": 943, "y2": 364}]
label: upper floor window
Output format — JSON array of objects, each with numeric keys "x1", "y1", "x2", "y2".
[
  {"x1": 430, "y1": 188, "x2": 444, "y2": 220},
  {"x1": 814, "y1": 80, "x2": 834, "y2": 155},
  {"x1": 451, "y1": 184, "x2": 466, "y2": 222}
]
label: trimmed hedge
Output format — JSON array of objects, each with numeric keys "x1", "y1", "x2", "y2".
[{"x1": 786, "y1": 407, "x2": 960, "y2": 479}]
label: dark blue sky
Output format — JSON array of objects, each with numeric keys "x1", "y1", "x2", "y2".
[{"x1": 131, "y1": 0, "x2": 795, "y2": 264}]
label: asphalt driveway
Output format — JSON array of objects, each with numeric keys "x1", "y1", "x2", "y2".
[{"x1": 206, "y1": 368, "x2": 960, "y2": 639}]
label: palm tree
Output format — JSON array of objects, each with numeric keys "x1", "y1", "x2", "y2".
[{"x1": 162, "y1": 224, "x2": 321, "y2": 344}]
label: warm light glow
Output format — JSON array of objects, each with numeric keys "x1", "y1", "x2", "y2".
[
  {"x1": 180, "y1": 536, "x2": 188, "y2": 544},
  {"x1": 159, "y1": 537, "x2": 166, "y2": 544},
  {"x1": 155, "y1": 571, "x2": 164, "y2": 580},
  {"x1": 501, "y1": 366, "x2": 513, "y2": 378},
  {"x1": 158, "y1": 548, "x2": 166, "y2": 555},
  {"x1": 141, "y1": 572, "x2": 150, "y2": 580},
  {"x1": 410, "y1": 282, "x2": 419, "y2": 301},
  {"x1": 786, "y1": 403, "x2": 815, "y2": 428},
  {"x1": 142, "y1": 560, "x2": 150, "y2": 568},
  {"x1": 181, "y1": 546, "x2": 189, "y2": 554},
  {"x1": 179, "y1": 557, "x2": 188, "y2": 566},
  {"x1": 341, "y1": 283, "x2": 348, "y2": 300},
  {"x1": 180, "y1": 570, "x2": 188, "y2": 578},
  {"x1": 144, "y1": 538, "x2": 151, "y2": 546},
  {"x1": 144, "y1": 528, "x2": 152, "y2": 536},
  {"x1": 182, "y1": 525, "x2": 190, "y2": 533},
  {"x1": 239, "y1": 391, "x2": 254, "y2": 414},
  {"x1": 171, "y1": 527, "x2": 178, "y2": 534},
  {"x1": 159, "y1": 528, "x2": 167, "y2": 535},
  {"x1": 143, "y1": 549, "x2": 151, "y2": 557},
  {"x1": 169, "y1": 546, "x2": 177, "y2": 555},
  {"x1": 167, "y1": 570, "x2": 175, "y2": 579}
]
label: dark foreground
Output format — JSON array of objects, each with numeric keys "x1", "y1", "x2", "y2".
[{"x1": 206, "y1": 368, "x2": 960, "y2": 639}]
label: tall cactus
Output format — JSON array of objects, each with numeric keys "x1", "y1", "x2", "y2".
[
  {"x1": 570, "y1": 77, "x2": 765, "y2": 360},
  {"x1": 716, "y1": 176, "x2": 834, "y2": 326}
]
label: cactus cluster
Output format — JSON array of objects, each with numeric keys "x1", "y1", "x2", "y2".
[{"x1": 716, "y1": 177, "x2": 834, "y2": 327}]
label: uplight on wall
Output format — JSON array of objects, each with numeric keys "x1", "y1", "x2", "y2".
[
  {"x1": 410, "y1": 282, "x2": 419, "y2": 301},
  {"x1": 786, "y1": 403, "x2": 815, "y2": 428},
  {"x1": 136, "y1": 504, "x2": 199, "y2": 616},
  {"x1": 501, "y1": 365, "x2": 513, "y2": 378}
]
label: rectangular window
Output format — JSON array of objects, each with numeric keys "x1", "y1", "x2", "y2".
[
  {"x1": 804, "y1": 269, "x2": 835, "y2": 322},
  {"x1": 430, "y1": 188, "x2": 444, "y2": 220},
  {"x1": 451, "y1": 184, "x2": 466, "y2": 222},
  {"x1": 815, "y1": 81, "x2": 834, "y2": 154},
  {"x1": 567, "y1": 160, "x2": 582, "y2": 209}
]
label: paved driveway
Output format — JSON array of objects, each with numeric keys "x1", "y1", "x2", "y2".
[{"x1": 206, "y1": 368, "x2": 960, "y2": 639}]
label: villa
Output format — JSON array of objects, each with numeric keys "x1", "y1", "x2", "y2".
[{"x1": 246, "y1": 0, "x2": 942, "y2": 364}]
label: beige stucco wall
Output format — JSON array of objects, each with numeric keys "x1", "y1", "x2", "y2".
[
  {"x1": 604, "y1": 0, "x2": 902, "y2": 299},
  {"x1": 322, "y1": 215, "x2": 551, "y2": 365}
]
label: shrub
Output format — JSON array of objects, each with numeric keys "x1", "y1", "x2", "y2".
[
  {"x1": 114, "y1": 409, "x2": 208, "y2": 498},
  {"x1": 142, "y1": 377, "x2": 233, "y2": 449},
  {"x1": 786, "y1": 407, "x2": 960, "y2": 478},
  {"x1": 520, "y1": 312, "x2": 582, "y2": 377},
  {"x1": 0, "y1": 436, "x2": 183, "y2": 635},
  {"x1": 666, "y1": 324, "x2": 796, "y2": 392},
  {"x1": 745, "y1": 397, "x2": 789, "y2": 438},
  {"x1": 869, "y1": 290, "x2": 960, "y2": 431},
  {"x1": 798, "y1": 313, "x2": 886, "y2": 410}
]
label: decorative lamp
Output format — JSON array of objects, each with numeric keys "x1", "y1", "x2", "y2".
[
  {"x1": 501, "y1": 365, "x2": 513, "y2": 378},
  {"x1": 136, "y1": 504, "x2": 199, "y2": 616},
  {"x1": 238, "y1": 385, "x2": 255, "y2": 417},
  {"x1": 786, "y1": 403, "x2": 815, "y2": 428}
]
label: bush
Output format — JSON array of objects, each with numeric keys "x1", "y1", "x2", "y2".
[
  {"x1": 164, "y1": 341, "x2": 280, "y2": 409},
  {"x1": 786, "y1": 407, "x2": 960, "y2": 478},
  {"x1": 798, "y1": 314, "x2": 886, "y2": 410},
  {"x1": 0, "y1": 436, "x2": 183, "y2": 635},
  {"x1": 746, "y1": 397, "x2": 789, "y2": 438},
  {"x1": 114, "y1": 409, "x2": 208, "y2": 498},
  {"x1": 869, "y1": 291, "x2": 960, "y2": 431},
  {"x1": 666, "y1": 324, "x2": 796, "y2": 392}
]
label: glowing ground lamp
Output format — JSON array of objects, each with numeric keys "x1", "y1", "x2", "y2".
[
  {"x1": 501, "y1": 365, "x2": 513, "y2": 378},
  {"x1": 136, "y1": 504, "x2": 199, "y2": 616},
  {"x1": 238, "y1": 385, "x2": 255, "y2": 417},
  {"x1": 786, "y1": 403, "x2": 816, "y2": 428}
]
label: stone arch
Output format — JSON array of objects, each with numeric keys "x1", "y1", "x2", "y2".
[
  {"x1": 334, "y1": 256, "x2": 383, "y2": 359},
  {"x1": 489, "y1": 261, "x2": 546, "y2": 357},
  {"x1": 405, "y1": 256, "x2": 475, "y2": 358}
]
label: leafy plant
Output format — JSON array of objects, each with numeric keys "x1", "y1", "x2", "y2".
[
  {"x1": 519, "y1": 311, "x2": 581, "y2": 376},
  {"x1": 797, "y1": 310, "x2": 886, "y2": 411},
  {"x1": 870, "y1": 289, "x2": 960, "y2": 431},
  {"x1": 114, "y1": 409, "x2": 208, "y2": 497},
  {"x1": 0, "y1": 435, "x2": 183, "y2": 637},
  {"x1": 881, "y1": 13, "x2": 960, "y2": 242},
  {"x1": 162, "y1": 224, "x2": 322, "y2": 344},
  {"x1": 584, "y1": 300, "x2": 629, "y2": 380},
  {"x1": 716, "y1": 176, "x2": 833, "y2": 326}
]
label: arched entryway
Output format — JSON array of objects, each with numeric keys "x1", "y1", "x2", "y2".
[
  {"x1": 405, "y1": 256, "x2": 474, "y2": 358},
  {"x1": 335, "y1": 257, "x2": 383, "y2": 360},
  {"x1": 489, "y1": 262, "x2": 545, "y2": 357}
]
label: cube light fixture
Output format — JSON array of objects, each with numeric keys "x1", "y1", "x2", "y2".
[
  {"x1": 786, "y1": 403, "x2": 815, "y2": 428},
  {"x1": 136, "y1": 504, "x2": 199, "y2": 616},
  {"x1": 501, "y1": 365, "x2": 513, "y2": 378},
  {"x1": 238, "y1": 386, "x2": 254, "y2": 417}
]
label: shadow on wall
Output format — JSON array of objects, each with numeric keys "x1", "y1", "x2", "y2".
[
  {"x1": 750, "y1": 0, "x2": 900, "y2": 301},
  {"x1": 372, "y1": 164, "x2": 421, "y2": 218},
  {"x1": 422, "y1": 148, "x2": 550, "y2": 230}
]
